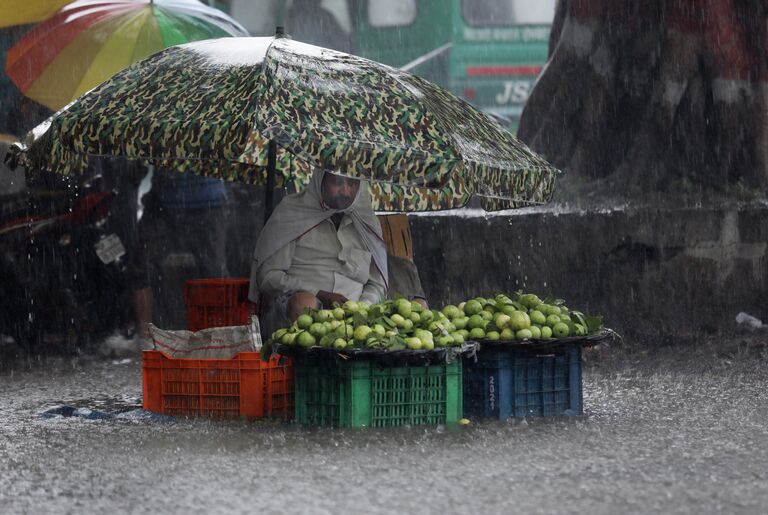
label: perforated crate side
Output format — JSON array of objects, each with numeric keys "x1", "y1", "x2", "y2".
[
  {"x1": 184, "y1": 278, "x2": 250, "y2": 331},
  {"x1": 142, "y1": 351, "x2": 293, "y2": 419},
  {"x1": 294, "y1": 358, "x2": 462, "y2": 428},
  {"x1": 463, "y1": 345, "x2": 582, "y2": 420}
]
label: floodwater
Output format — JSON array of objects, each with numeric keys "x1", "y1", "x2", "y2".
[{"x1": 1, "y1": 343, "x2": 767, "y2": 515}]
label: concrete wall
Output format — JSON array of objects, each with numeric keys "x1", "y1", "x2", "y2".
[{"x1": 409, "y1": 205, "x2": 768, "y2": 339}]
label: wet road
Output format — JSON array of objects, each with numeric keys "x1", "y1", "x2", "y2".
[{"x1": 1, "y1": 344, "x2": 767, "y2": 515}]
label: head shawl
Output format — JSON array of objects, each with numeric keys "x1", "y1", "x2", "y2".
[{"x1": 251, "y1": 168, "x2": 388, "y2": 302}]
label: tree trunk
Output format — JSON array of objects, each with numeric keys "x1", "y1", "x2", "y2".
[{"x1": 519, "y1": 0, "x2": 768, "y2": 201}]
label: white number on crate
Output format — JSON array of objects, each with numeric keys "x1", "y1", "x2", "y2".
[{"x1": 488, "y1": 374, "x2": 495, "y2": 412}]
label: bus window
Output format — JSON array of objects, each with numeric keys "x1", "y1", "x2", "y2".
[
  {"x1": 320, "y1": 0, "x2": 353, "y2": 33},
  {"x1": 229, "y1": 0, "x2": 279, "y2": 35},
  {"x1": 287, "y1": 0, "x2": 353, "y2": 52},
  {"x1": 368, "y1": 0, "x2": 417, "y2": 28},
  {"x1": 462, "y1": 0, "x2": 556, "y2": 26}
]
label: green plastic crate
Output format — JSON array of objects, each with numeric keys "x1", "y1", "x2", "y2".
[{"x1": 294, "y1": 357, "x2": 463, "y2": 428}]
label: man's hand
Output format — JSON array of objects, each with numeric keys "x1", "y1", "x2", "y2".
[{"x1": 317, "y1": 290, "x2": 348, "y2": 308}]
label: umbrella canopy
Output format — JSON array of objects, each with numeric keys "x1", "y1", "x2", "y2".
[
  {"x1": 10, "y1": 35, "x2": 559, "y2": 211},
  {"x1": 0, "y1": 1, "x2": 74, "y2": 28},
  {"x1": 5, "y1": 0, "x2": 248, "y2": 111}
]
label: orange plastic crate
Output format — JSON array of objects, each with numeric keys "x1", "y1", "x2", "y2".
[
  {"x1": 142, "y1": 350, "x2": 293, "y2": 419},
  {"x1": 184, "y1": 278, "x2": 251, "y2": 331}
]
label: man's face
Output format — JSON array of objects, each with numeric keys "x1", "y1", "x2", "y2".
[{"x1": 321, "y1": 173, "x2": 360, "y2": 210}]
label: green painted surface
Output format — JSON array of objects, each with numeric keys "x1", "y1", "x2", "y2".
[
  {"x1": 256, "y1": 1, "x2": 553, "y2": 130},
  {"x1": 353, "y1": 0, "x2": 553, "y2": 130}
]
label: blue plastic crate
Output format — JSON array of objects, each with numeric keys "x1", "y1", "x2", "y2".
[{"x1": 463, "y1": 345, "x2": 582, "y2": 419}]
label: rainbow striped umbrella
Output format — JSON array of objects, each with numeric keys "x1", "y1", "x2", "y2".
[{"x1": 5, "y1": 0, "x2": 248, "y2": 111}]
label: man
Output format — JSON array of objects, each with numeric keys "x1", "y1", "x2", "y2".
[
  {"x1": 249, "y1": 169, "x2": 387, "y2": 335},
  {"x1": 131, "y1": 167, "x2": 229, "y2": 340}
]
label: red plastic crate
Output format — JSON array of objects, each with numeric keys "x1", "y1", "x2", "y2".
[
  {"x1": 142, "y1": 350, "x2": 293, "y2": 419},
  {"x1": 185, "y1": 278, "x2": 251, "y2": 331}
]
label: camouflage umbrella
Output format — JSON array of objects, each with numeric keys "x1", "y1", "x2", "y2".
[{"x1": 8, "y1": 33, "x2": 559, "y2": 212}]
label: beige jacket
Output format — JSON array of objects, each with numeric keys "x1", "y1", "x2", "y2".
[{"x1": 255, "y1": 214, "x2": 387, "y2": 304}]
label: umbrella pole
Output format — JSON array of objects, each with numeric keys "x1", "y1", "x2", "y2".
[{"x1": 264, "y1": 139, "x2": 277, "y2": 223}]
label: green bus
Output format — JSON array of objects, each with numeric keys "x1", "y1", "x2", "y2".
[{"x1": 228, "y1": 0, "x2": 555, "y2": 131}]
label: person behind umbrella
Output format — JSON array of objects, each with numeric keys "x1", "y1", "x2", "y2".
[{"x1": 249, "y1": 169, "x2": 388, "y2": 335}]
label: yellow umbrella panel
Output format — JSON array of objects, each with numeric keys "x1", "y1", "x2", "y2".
[{"x1": 0, "y1": 1, "x2": 73, "y2": 29}]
